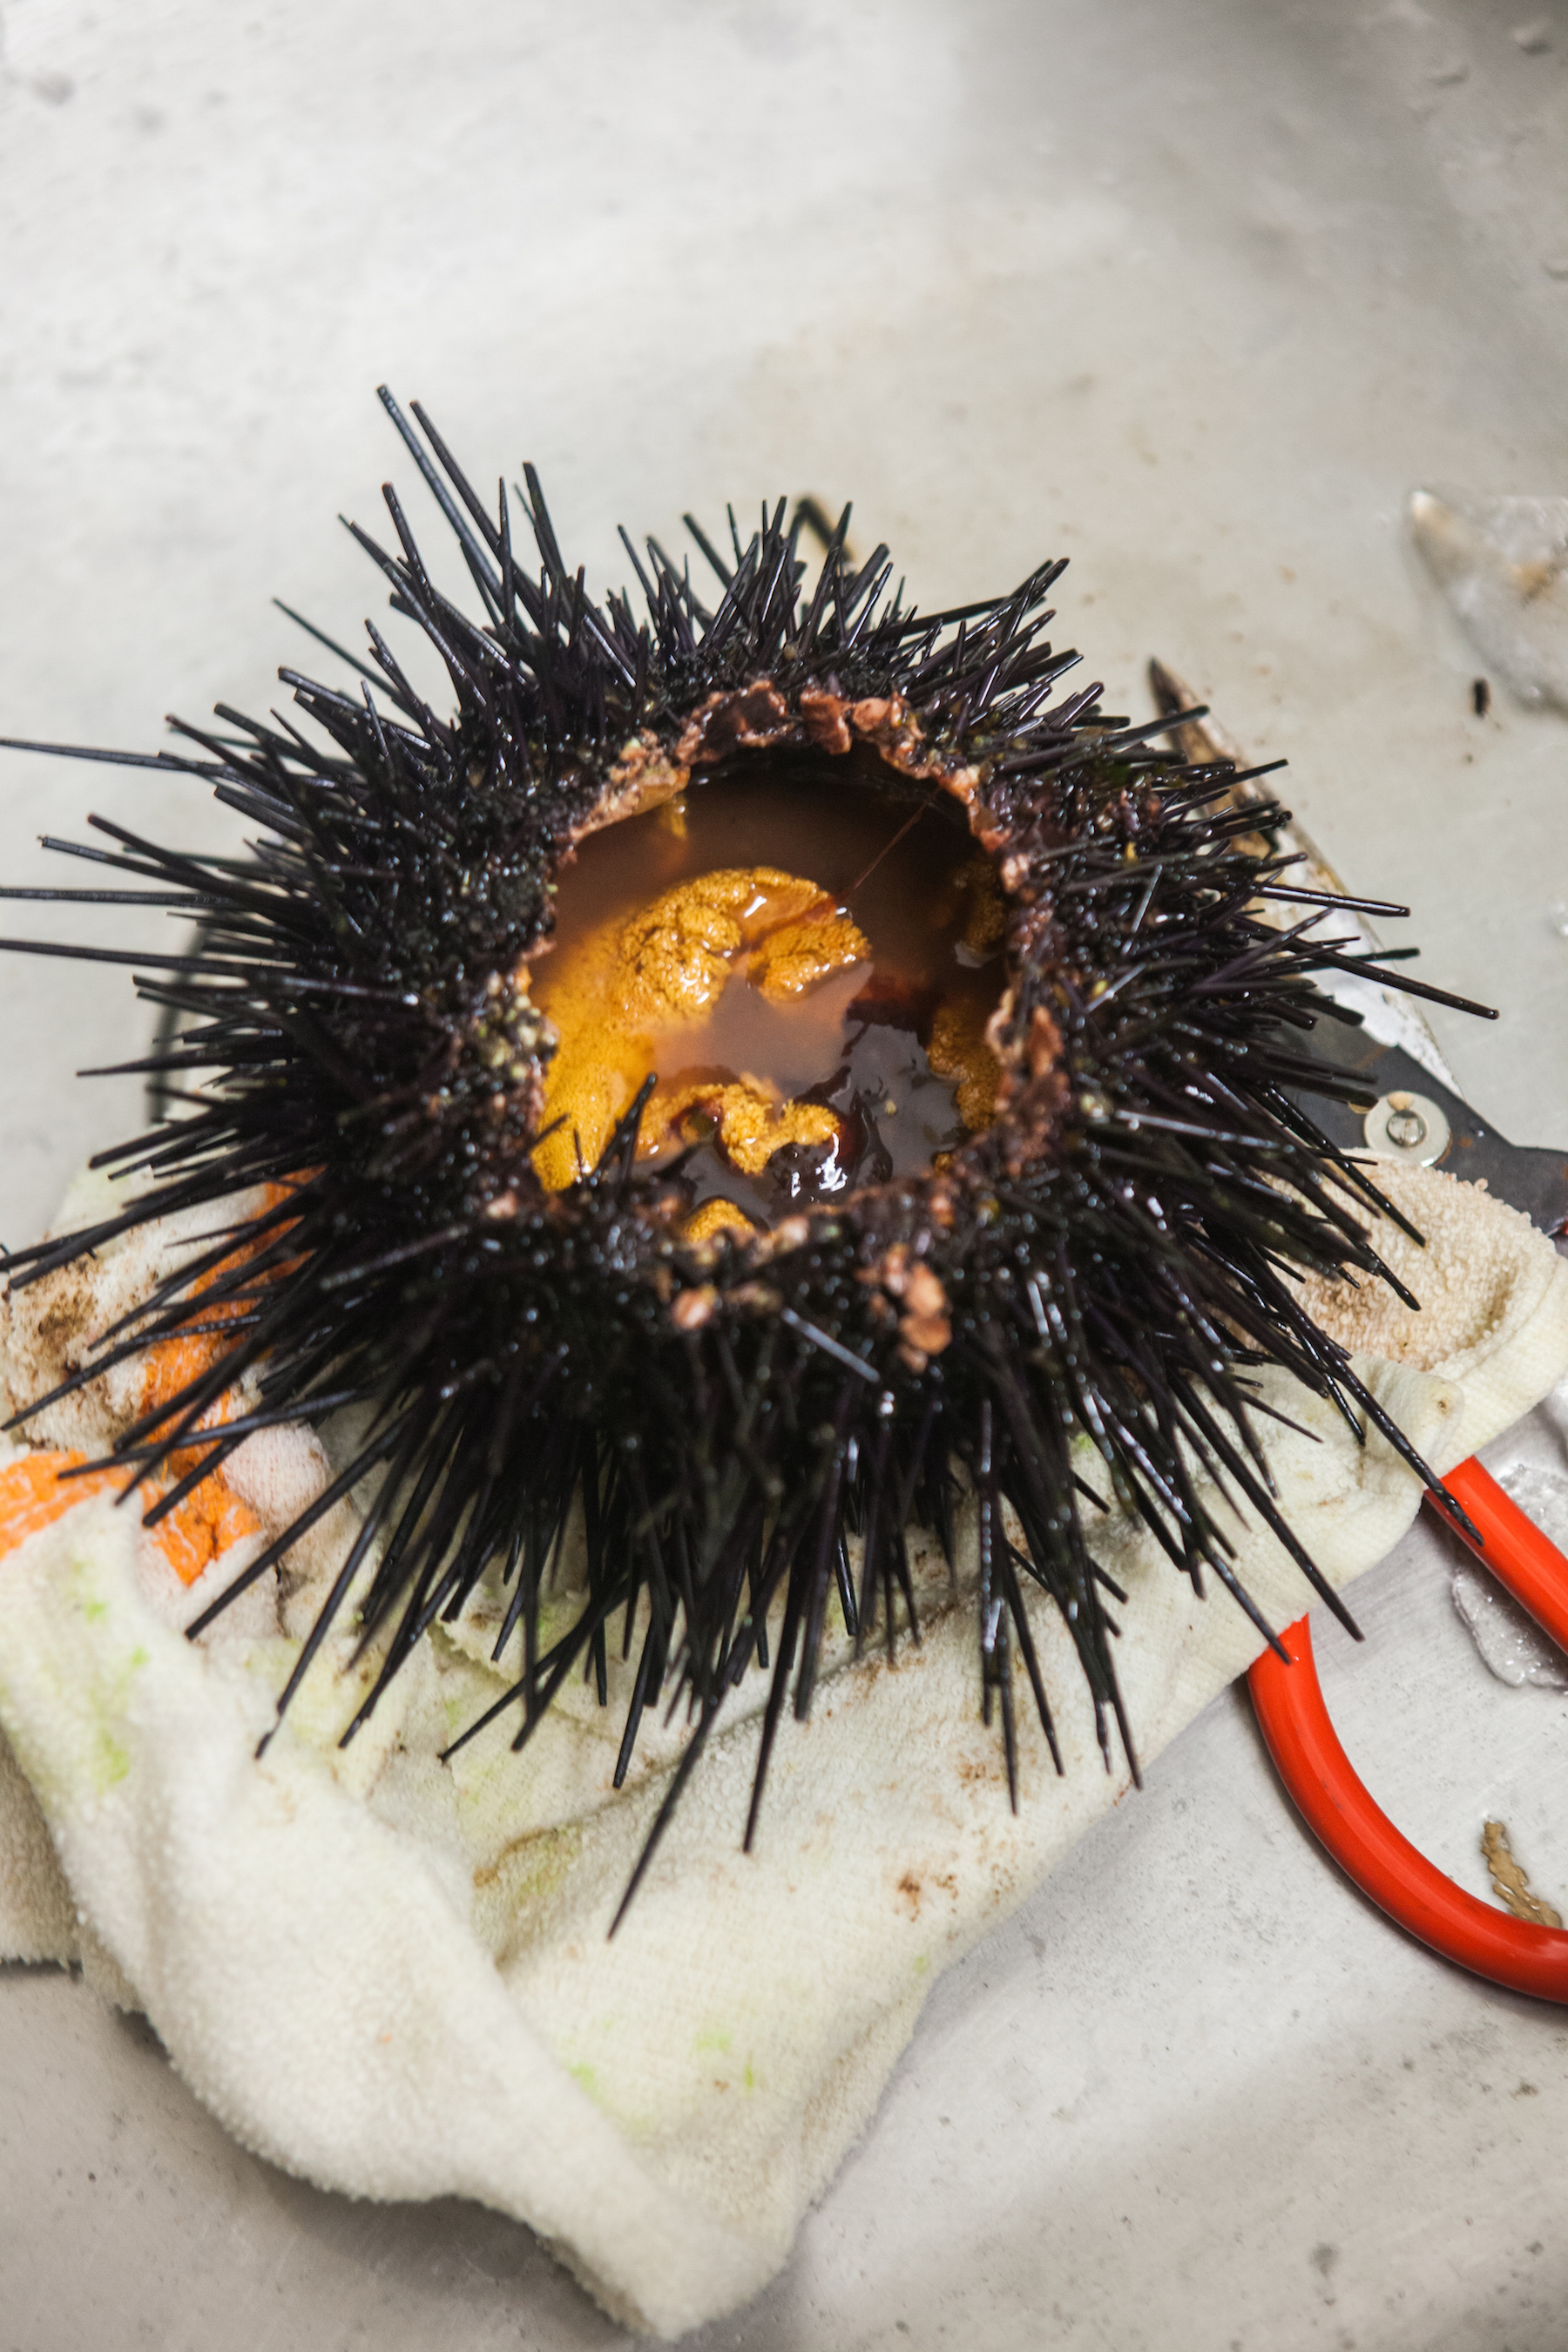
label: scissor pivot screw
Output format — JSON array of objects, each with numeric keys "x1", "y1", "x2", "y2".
[{"x1": 1363, "y1": 1089, "x2": 1450, "y2": 1166}]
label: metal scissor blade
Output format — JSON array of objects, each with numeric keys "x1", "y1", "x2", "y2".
[
  {"x1": 1148, "y1": 659, "x2": 1568, "y2": 1237},
  {"x1": 1148, "y1": 658, "x2": 1463, "y2": 1096},
  {"x1": 1293, "y1": 1021, "x2": 1568, "y2": 1238}
]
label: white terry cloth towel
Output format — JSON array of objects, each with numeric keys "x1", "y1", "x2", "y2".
[{"x1": 1, "y1": 1159, "x2": 1566, "y2": 2337}]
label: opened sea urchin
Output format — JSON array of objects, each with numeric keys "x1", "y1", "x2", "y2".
[{"x1": 0, "y1": 391, "x2": 1484, "y2": 1916}]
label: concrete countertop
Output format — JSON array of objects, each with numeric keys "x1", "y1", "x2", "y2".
[{"x1": 1, "y1": 3, "x2": 1565, "y2": 2345}]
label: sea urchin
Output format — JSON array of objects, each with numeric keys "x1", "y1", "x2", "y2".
[{"x1": 0, "y1": 390, "x2": 1487, "y2": 1918}]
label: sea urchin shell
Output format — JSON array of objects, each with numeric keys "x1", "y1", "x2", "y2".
[{"x1": 0, "y1": 389, "x2": 1484, "y2": 1915}]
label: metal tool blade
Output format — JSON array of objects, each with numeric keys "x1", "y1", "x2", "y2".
[{"x1": 1148, "y1": 659, "x2": 1568, "y2": 1237}]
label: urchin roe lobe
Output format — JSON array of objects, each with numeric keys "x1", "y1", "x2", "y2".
[{"x1": 528, "y1": 755, "x2": 1005, "y2": 1228}]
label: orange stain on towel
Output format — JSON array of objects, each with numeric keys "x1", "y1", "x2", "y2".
[
  {"x1": 0, "y1": 1191, "x2": 306, "y2": 1585},
  {"x1": 0, "y1": 1448, "x2": 259, "y2": 1587},
  {"x1": 0, "y1": 1452, "x2": 119, "y2": 1558},
  {"x1": 135, "y1": 1179, "x2": 301, "y2": 1423},
  {"x1": 152, "y1": 1476, "x2": 260, "y2": 1586}
]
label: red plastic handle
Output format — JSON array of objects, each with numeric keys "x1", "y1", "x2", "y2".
[
  {"x1": 1425, "y1": 1455, "x2": 1568, "y2": 1658},
  {"x1": 1247, "y1": 1459, "x2": 1568, "y2": 2003}
]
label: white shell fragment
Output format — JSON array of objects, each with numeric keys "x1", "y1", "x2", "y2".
[{"x1": 1409, "y1": 489, "x2": 1568, "y2": 714}]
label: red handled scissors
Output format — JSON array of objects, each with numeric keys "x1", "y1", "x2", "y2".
[
  {"x1": 1146, "y1": 661, "x2": 1568, "y2": 2002},
  {"x1": 1249, "y1": 1461, "x2": 1568, "y2": 2002},
  {"x1": 1243, "y1": 1034, "x2": 1568, "y2": 2000}
]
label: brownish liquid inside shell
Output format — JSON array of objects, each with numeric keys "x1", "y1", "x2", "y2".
[{"x1": 529, "y1": 760, "x2": 1005, "y2": 1233}]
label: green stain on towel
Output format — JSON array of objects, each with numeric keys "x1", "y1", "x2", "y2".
[
  {"x1": 242, "y1": 1635, "x2": 305, "y2": 1703},
  {"x1": 58, "y1": 1551, "x2": 152, "y2": 1793}
]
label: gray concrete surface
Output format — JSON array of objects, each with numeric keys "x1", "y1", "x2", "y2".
[{"x1": 1, "y1": 0, "x2": 1566, "y2": 2345}]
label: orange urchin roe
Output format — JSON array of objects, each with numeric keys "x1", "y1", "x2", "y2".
[
  {"x1": 926, "y1": 997, "x2": 1003, "y2": 1132},
  {"x1": 955, "y1": 851, "x2": 1006, "y2": 959},
  {"x1": 657, "y1": 1078, "x2": 840, "y2": 1177},
  {"x1": 531, "y1": 865, "x2": 868, "y2": 1189},
  {"x1": 678, "y1": 1198, "x2": 755, "y2": 1246},
  {"x1": 616, "y1": 867, "x2": 837, "y2": 1022},
  {"x1": 747, "y1": 912, "x2": 869, "y2": 1004}
]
